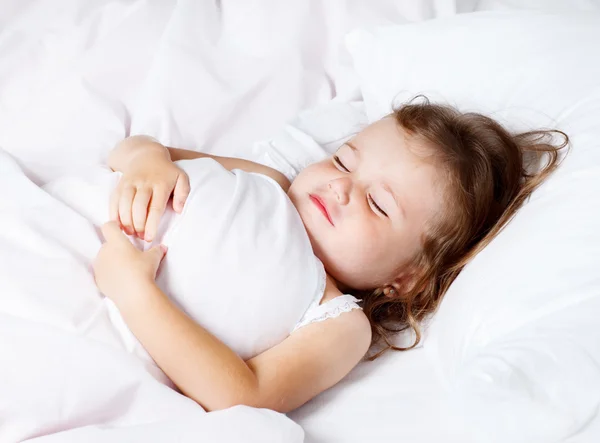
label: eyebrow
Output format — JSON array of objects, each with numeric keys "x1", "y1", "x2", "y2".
[
  {"x1": 346, "y1": 140, "x2": 360, "y2": 156},
  {"x1": 382, "y1": 182, "x2": 406, "y2": 219}
]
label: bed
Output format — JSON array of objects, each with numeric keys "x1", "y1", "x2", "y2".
[{"x1": 1, "y1": 1, "x2": 599, "y2": 442}]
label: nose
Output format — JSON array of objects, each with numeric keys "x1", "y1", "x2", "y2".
[{"x1": 328, "y1": 177, "x2": 352, "y2": 205}]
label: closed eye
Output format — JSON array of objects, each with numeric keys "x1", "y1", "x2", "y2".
[
  {"x1": 368, "y1": 194, "x2": 388, "y2": 217},
  {"x1": 333, "y1": 155, "x2": 350, "y2": 172}
]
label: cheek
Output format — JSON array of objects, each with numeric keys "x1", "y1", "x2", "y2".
[
  {"x1": 297, "y1": 162, "x2": 329, "y2": 180},
  {"x1": 289, "y1": 165, "x2": 323, "y2": 195},
  {"x1": 343, "y1": 217, "x2": 381, "y2": 253},
  {"x1": 329, "y1": 218, "x2": 389, "y2": 273}
]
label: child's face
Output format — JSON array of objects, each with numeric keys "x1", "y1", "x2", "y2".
[{"x1": 288, "y1": 117, "x2": 445, "y2": 291}]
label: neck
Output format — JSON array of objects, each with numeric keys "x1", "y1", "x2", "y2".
[{"x1": 325, "y1": 272, "x2": 349, "y2": 294}]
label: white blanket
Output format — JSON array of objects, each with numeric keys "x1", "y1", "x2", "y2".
[{"x1": 0, "y1": 148, "x2": 306, "y2": 442}]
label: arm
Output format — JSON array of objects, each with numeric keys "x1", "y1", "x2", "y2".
[
  {"x1": 117, "y1": 280, "x2": 372, "y2": 413},
  {"x1": 109, "y1": 135, "x2": 291, "y2": 191}
]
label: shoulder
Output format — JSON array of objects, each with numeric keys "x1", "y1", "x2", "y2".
[
  {"x1": 316, "y1": 279, "x2": 371, "y2": 350},
  {"x1": 294, "y1": 303, "x2": 372, "y2": 364},
  {"x1": 323, "y1": 306, "x2": 372, "y2": 351},
  {"x1": 236, "y1": 159, "x2": 290, "y2": 191},
  {"x1": 208, "y1": 154, "x2": 293, "y2": 192},
  {"x1": 261, "y1": 167, "x2": 291, "y2": 192}
]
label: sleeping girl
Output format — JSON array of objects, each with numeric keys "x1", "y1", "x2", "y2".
[{"x1": 63, "y1": 98, "x2": 566, "y2": 413}]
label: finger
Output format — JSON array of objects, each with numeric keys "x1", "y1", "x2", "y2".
[
  {"x1": 118, "y1": 185, "x2": 136, "y2": 235},
  {"x1": 109, "y1": 183, "x2": 122, "y2": 223},
  {"x1": 149, "y1": 244, "x2": 168, "y2": 263},
  {"x1": 132, "y1": 187, "x2": 152, "y2": 236},
  {"x1": 146, "y1": 244, "x2": 167, "y2": 277},
  {"x1": 173, "y1": 172, "x2": 191, "y2": 213},
  {"x1": 100, "y1": 221, "x2": 130, "y2": 244},
  {"x1": 144, "y1": 187, "x2": 170, "y2": 242}
]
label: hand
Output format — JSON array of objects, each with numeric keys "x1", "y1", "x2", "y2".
[
  {"x1": 110, "y1": 148, "x2": 190, "y2": 242},
  {"x1": 93, "y1": 221, "x2": 167, "y2": 307}
]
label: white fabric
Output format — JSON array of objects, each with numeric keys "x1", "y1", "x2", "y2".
[
  {"x1": 475, "y1": 0, "x2": 600, "y2": 13},
  {"x1": 42, "y1": 157, "x2": 324, "y2": 362},
  {"x1": 344, "y1": 10, "x2": 600, "y2": 443},
  {"x1": 0, "y1": 0, "x2": 459, "y2": 187},
  {"x1": 292, "y1": 295, "x2": 362, "y2": 333},
  {"x1": 0, "y1": 148, "x2": 307, "y2": 442},
  {"x1": 248, "y1": 100, "x2": 369, "y2": 182}
]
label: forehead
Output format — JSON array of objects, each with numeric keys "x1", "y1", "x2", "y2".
[
  {"x1": 349, "y1": 117, "x2": 436, "y2": 174},
  {"x1": 352, "y1": 117, "x2": 426, "y2": 158}
]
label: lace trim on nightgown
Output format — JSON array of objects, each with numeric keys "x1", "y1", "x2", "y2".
[
  {"x1": 292, "y1": 292, "x2": 363, "y2": 333},
  {"x1": 291, "y1": 259, "x2": 362, "y2": 333}
]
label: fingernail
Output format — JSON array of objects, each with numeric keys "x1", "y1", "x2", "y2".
[{"x1": 161, "y1": 244, "x2": 168, "y2": 253}]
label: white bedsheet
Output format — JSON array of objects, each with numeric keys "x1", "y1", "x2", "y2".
[{"x1": 0, "y1": 0, "x2": 466, "y2": 186}]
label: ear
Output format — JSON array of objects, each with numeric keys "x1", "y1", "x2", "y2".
[{"x1": 385, "y1": 268, "x2": 424, "y2": 298}]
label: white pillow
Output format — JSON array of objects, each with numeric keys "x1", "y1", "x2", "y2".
[{"x1": 347, "y1": 11, "x2": 600, "y2": 442}]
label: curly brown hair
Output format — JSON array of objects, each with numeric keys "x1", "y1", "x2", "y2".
[{"x1": 358, "y1": 97, "x2": 569, "y2": 360}]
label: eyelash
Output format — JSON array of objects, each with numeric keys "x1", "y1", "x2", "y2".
[
  {"x1": 333, "y1": 155, "x2": 349, "y2": 172},
  {"x1": 333, "y1": 156, "x2": 388, "y2": 218},
  {"x1": 368, "y1": 194, "x2": 388, "y2": 217}
]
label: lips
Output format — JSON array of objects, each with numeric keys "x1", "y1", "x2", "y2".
[{"x1": 309, "y1": 194, "x2": 334, "y2": 226}]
